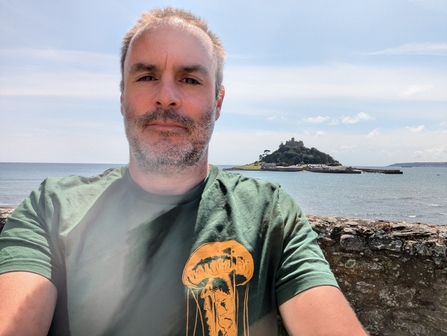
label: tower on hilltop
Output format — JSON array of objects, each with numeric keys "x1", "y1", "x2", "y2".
[{"x1": 285, "y1": 137, "x2": 303, "y2": 147}]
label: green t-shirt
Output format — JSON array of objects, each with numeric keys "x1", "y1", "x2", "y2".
[{"x1": 0, "y1": 165, "x2": 337, "y2": 335}]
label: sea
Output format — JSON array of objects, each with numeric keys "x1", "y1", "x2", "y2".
[{"x1": 1, "y1": 162, "x2": 446, "y2": 225}]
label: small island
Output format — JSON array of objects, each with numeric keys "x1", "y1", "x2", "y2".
[
  {"x1": 230, "y1": 137, "x2": 340, "y2": 170},
  {"x1": 227, "y1": 138, "x2": 402, "y2": 174}
]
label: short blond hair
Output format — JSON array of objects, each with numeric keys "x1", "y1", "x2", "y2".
[{"x1": 120, "y1": 7, "x2": 225, "y2": 96}]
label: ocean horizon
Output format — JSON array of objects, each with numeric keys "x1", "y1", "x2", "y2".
[{"x1": 1, "y1": 162, "x2": 446, "y2": 225}]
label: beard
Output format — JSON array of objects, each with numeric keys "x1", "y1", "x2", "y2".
[{"x1": 123, "y1": 103, "x2": 216, "y2": 176}]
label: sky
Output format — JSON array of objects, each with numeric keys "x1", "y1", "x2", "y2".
[{"x1": 0, "y1": 0, "x2": 446, "y2": 166}]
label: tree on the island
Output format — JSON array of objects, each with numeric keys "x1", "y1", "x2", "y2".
[
  {"x1": 259, "y1": 149, "x2": 271, "y2": 161},
  {"x1": 259, "y1": 142, "x2": 340, "y2": 166}
]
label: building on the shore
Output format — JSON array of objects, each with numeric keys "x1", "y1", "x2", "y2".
[{"x1": 261, "y1": 163, "x2": 276, "y2": 170}]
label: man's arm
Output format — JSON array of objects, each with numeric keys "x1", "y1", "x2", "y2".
[
  {"x1": 0, "y1": 272, "x2": 57, "y2": 336},
  {"x1": 279, "y1": 285, "x2": 368, "y2": 336}
]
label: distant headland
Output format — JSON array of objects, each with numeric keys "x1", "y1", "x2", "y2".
[{"x1": 388, "y1": 162, "x2": 447, "y2": 168}]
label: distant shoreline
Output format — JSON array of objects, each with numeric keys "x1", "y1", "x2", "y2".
[
  {"x1": 225, "y1": 164, "x2": 403, "y2": 174},
  {"x1": 388, "y1": 162, "x2": 447, "y2": 168},
  {"x1": 227, "y1": 162, "x2": 447, "y2": 171}
]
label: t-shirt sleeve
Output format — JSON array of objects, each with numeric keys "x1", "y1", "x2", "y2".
[
  {"x1": 0, "y1": 180, "x2": 64, "y2": 288},
  {"x1": 275, "y1": 188, "x2": 338, "y2": 306}
]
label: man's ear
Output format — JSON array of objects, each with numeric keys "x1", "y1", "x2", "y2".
[{"x1": 215, "y1": 85, "x2": 225, "y2": 121}]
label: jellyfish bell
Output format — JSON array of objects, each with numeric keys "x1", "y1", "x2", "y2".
[{"x1": 182, "y1": 240, "x2": 254, "y2": 336}]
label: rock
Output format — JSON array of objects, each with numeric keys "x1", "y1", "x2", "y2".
[
  {"x1": 368, "y1": 231, "x2": 403, "y2": 252},
  {"x1": 0, "y1": 207, "x2": 14, "y2": 232},
  {"x1": 340, "y1": 234, "x2": 366, "y2": 251}
]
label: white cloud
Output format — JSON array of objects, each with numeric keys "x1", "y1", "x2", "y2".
[
  {"x1": 367, "y1": 128, "x2": 381, "y2": 138},
  {"x1": 342, "y1": 112, "x2": 374, "y2": 124},
  {"x1": 367, "y1": 43, "x2": 447, "y2": 56},
  {"x1": 303, "y1": 116, "x2": 330, "y2": 123},
  {"x1": 426, "y1": 146, "x2": 447, "y2": 157},
  {"x1": 412, "y1": 151, "x2": 425, "y2": 158},
  {"x1": 0, "y1": 72, "x2": 120, "y2": 97},
  {"x1": 328, "y1": 119, "x2": 340, "y2": 126},
  {"x1": 378, "y1": 149, "x2": 404, "y2": 158},
  {"x1": 315, "y1": 131, "x2": 325, "y2": 137},
  {"x1": 400, "y1": 85, "x2": 434, "y2": 97},
  {"x1": 266, "y1": 116, "x2": 277, "y2": 120},
  {"x1": 0, "y1": 48, "x2": 120, "y2": 97},
  {"x1": 334, "y1": 145, "x2": 358, "y2": 153},
  {"x1": 406, "y1": 125, "x2": 425, "y2": 133},
  {"x1": 225, "y1": 63, "x2": 447, "y2": 105},
  {"x1": 1, "y1": 118, "x2": 127, "y2": 163}
]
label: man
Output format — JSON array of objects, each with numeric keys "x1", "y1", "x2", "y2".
[{"x1": 0, "y1": 7, "x2": 367, "y2": 336}]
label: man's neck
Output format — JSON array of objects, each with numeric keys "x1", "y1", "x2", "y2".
[{"x1": 128, "y1": 160, "x2": 210, "y2": 195}]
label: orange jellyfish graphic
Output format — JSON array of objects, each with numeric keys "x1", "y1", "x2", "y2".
[{"x1": 182, "y1": 240, "x2": 254, "y2": 336}]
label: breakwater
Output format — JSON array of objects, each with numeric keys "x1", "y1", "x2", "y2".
[
  {"x1": 355, "y1": 168, "x2": 403, "y2": 174},
  {"x1": 1, "y1": 208, "x2": 446, "y2": 335}
]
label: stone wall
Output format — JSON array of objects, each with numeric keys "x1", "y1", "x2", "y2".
[
  {"x1": 1, "y1": 208, "x2": 446, "y2": 335},
  {"x1": 0, "y1": 207, "x2": 14, "y2": 233},
  {"x1": 307, "y1": 214, "x2": 447, "y2": 336}
]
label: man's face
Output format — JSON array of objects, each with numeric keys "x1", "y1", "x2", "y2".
[{"x1": 121, "y1": 23, "x2": 224, "y2": 175}]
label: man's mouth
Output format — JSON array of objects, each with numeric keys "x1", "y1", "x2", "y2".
[{"x1": 146, "y1": 121, "x2": 187, "y2": 131}]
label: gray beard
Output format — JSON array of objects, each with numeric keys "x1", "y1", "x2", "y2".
[{"x1": 124, "y1": 106, "x2": 215, "y2": 176}]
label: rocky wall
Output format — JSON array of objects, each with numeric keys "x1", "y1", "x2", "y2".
[
  {"x1": 0, "y1": 207, "x2": 13, "y2": 233},
  {"x1": 306, "y1": 214, "x2": 447, "y2": 336},
  {"x1": 1, "y1": 208, "x2": 446, "y2": 335}
]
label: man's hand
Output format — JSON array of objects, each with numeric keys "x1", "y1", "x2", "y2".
[
  {"x1": 279, "y1": 285, "x2": 368, "y2": 336},
  {"x1": 0, "y1": 272, "x2": 57, "y2": 336}
]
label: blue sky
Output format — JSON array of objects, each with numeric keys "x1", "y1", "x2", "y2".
[{"x1": 1, "y1": 0, "x2": 446, "y2": 166}]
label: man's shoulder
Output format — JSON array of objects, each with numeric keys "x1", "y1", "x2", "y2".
[
  {"x1": 39, "y1": 166, "x2": 125, "y2": 196},
  {"x1": 8, "y1": 166, "x2": 127, "y2": 226}
]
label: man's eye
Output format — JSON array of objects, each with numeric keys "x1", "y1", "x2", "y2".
[
  {"x1": 183, "y1": 78, "x2": 200, "y2": 85},
  {"x1": 137, "y1": 75, "x2": 156, "y2": 82}
]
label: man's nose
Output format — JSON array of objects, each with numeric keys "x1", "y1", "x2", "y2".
[{"x1": 156, "y1": 79, "x2": 180, "y2": 108}]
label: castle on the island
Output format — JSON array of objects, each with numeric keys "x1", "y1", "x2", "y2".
[{"x1": 285, "y1": 137, "x2": 303, "y2": 147}]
